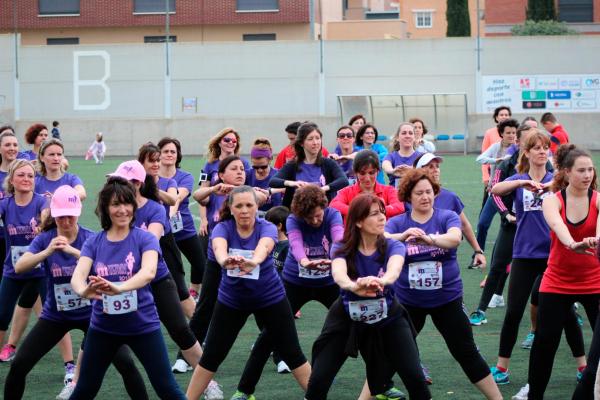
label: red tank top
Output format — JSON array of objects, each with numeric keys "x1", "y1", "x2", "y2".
[{"x1": 541, "y1": 190, "x2": 600, "y2": 294}]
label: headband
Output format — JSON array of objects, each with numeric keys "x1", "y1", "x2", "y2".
[{"x1": 251, "y1": 148, "x2": 272, "y2": 159}]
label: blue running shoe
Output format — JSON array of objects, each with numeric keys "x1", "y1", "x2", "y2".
[
  {"x1": 469, "y1": 310, "x2": 487, "y2": 326},
  {"x1": 521, "y1": 332, "x2": 535, "y2": 349},
  {"x1": 375, "y1": 387, "x2": 406, "y2": 400},
  {"x1": 491, "y1": 366, "x2": 510, "y2": 385}
]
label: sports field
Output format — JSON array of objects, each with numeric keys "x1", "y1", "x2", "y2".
[{"x1": 0, "y1": 153, "x2": 596, "y2": 399}]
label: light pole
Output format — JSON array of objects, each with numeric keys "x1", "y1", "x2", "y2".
[{"x1": 164, "y1": 0, "x2": 171, "y2": 118}]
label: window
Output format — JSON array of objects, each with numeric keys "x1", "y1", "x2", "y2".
[
  {"x1": 144, "y1": 35, "x2": 177, "y2": 43},
  {"x1": 558, "y1": 0, "x2": 593, "y2": 22},
  {"x1": 47, "y1": 37, "x2": 79, "y2": 45},
  {"x1": 414, "y1": 10, "x2": 433, "y2": 28},
  {"x1": 365, "y1": 11, "x2": 400, "y2": 20},
  {"x1": 134, "y1": 0, "x2": 175, "y2": 13},
  {"x1": 243, "y1": 33, "x2": 276, "y2": 41},
  {"x1": 237, "y1": 0, "x2": 279, "y2": 12},
  {"x1": 39, "y1": 0, "x2": 80, "y2": 15}
]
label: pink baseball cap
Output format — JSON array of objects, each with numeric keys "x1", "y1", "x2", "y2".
[
  {"x1": 108, "y1": 160, "x2": 146, "y2": 182},
  {"x1": 50, "y1": 185, "x2": 82, "y2": 218}
]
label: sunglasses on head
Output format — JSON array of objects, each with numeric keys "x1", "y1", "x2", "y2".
[
  {"x1": 222, "y1": 137, "x2": 237, "y2": 144},
  {"x1": 337, "y1": 133, "x2": 354, "y2": 139},
  {"x1": 252, "y1": 165, "x2": 269, "y2": 170}
]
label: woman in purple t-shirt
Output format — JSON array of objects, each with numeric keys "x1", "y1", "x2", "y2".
[
  {"x1": 382, "y1": 122, "x2": 423, "y2": 187},
  {"x1": 34, "y1": 139, "x2": 86, "y2": 201},
  {"x1": 4, "y1": 185, "x2": 147, "y2": 400},
  {"x1": 385, "y1": 169, "x2": 501, "y2": 399},
  {"x1": 70, "y1": 179, "x2": 185, "y2": 399},
  {"x1": 186, "y1": 185, "x2": 311, "y2": 400},
  {"x1": 305, "y1": 193, "x2": 430, "y2": 400},
  {"x1": 233, "y1": 185, "x2": 343, "y2": 398}
]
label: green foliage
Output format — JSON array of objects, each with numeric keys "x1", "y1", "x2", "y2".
[
  {"x1": 512, "y1": 19, "x2": 579, "y2": 36},
  {"x1": 446, "y1": 0, "x2": 471, "y2": 37},
  {"x1": 527, "y1": 0, "x2": 556, "y2": 21}
]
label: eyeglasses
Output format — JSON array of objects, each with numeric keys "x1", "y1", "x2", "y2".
[
  {"x1": 363, "y1": 130, "x2": 376, "y2": 135},
  {"x1": 252, "y1": 165, "x2": 269, "y2": 170},
  {"x1": 337, "y1": 133, "x2": 354, "y2": 139},
  {"x1": 222, "y1": 137, "x2": 237, "y2": 144}
]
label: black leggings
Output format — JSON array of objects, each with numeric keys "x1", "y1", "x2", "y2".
[
  {"x1": 160, "y1": 233, "x2": 189, "y2": 301},
  {"x1": 403, "y1": 297, "x2": 491, "y2": 384},
  {"x1": 528, "y1": 293, "x2": 600, "y2": 399},
  {"x1": 306, "y1": 298, "x2": 430, "y2": 400},
  {"x1": 199, "y1": 298, "x2": 307, "y2": 373},
  {"x1": 498, "y1": 258, "x2": 585, "y2": 359},
  {"x1": 4, "y1": 318, "x2": 148, "y2": 399},
  {"x1": 188, "y1": 259, "x2": 221, "y2": 346},
  {"x1": 151, "y1": 277, "x2": 198, "y2": 352},
  {"x1": 177, "y1": 234, "x2": 206, "y2": 285},
  {"x1": 477, "y1": 224, "x2": 514, "y2": 312},
  {"x1": 237, "y1": 281, "x2": 339, "y2": 394}
]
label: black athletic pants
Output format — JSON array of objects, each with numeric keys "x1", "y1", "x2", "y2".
[
  {"x1": 177, "y1": 233, "x2": 206, "y2": 286},
  {"x1": 477, "y1": 224, "x2": 514, "y2": 312},
  {"x1": 160, "y1": 232, "x2": 190, "y2": 301}
]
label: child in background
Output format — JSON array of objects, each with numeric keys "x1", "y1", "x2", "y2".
[
  {"x1": 265, "y1": 206, "x2": 290, "y2": 275},
  {"x1": 87, "y1": 132, "x2": 106, "y2": 164}
]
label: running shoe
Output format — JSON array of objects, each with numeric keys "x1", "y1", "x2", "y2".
[
  {"x1": 374, "y1": 387, "x2": 407, "y2": 400},
  {"x1": 488, "y1": 294, "x2": 505, "y2": 308},
  {"x1": 490, "y1": 366, "x2": 510, "y2": 385},
  {"x1": 0, "y1": 344, "x2": 16, "y2": 362},
  {"x1": 511, "y1": 383, "x2": 529, "y2": 400},
  {"x1": 56, "y1": 381, "x2": 76, "y2": 400},
  {"x1": 204, "y1": 380, "x2": 224, "y2": 400},
  {"x1": 64, "y1": 362, "x2": 76, "y2": 384},
  {"x1": 421, "y1": 363, "x2": 433, "y2": 385},
  {"x1": 469, "y1": 310, "x2": 488, "y2": 326},
  {"x1": 576, "y1": 312, "x2": 584, "y2": 327},
  {"x1": 577, "y1": 367, "x2": 585, "y2": 382},
  {"x1": 277, "y1": 360, "x2": 291, "y2": 374},
  {"x1": 171, "y1": 358, "x2": 192, "y2": 373},
  {"x1": 230, "y1": 391, "x2": 255, "y2": 400},
  {"x1": 189, "y1": 288, "x2": 200, "y2": 302},
  {"x1": 521, "y1": 332, "x2": 535, "y2": 349},
  {"x1": 495, "y1": 295, "x2": 505, "y2": 307}
]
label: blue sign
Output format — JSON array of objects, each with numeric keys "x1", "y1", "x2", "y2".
[{"x1": 547, "y1": 91, "x2": 571, "y2": 100}]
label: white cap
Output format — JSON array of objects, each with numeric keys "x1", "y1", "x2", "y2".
[{"x1": 415, "y1": 153, "x2": 444, "y2": 169}]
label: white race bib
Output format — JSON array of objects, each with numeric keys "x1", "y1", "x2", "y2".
[
  {"x1": 11, "y1": 245, "x2": 40, "y2": 269},
  {"x1": 102, "y1": 284, "x2": 138, "y2": 315},
  {"x1": 169, "y1": 211, "x2": 183, "y2": 233},
  {"x1": 54, "y1": 283, "x2": 90, "y2": 312},
  {"x1": 523, "y1": 189, "x2": 548, "y2": 212},
  {"x1": 226, "y1": 248, "x2": 260, "y2": 280},
  {"x1": 348, "y1": 298, "x2": 388, "y2": 324},
  {"x1": 298, "y1": 263, "x2": 331, "y2": 279},
  {"x1": 408, "y1": 261, "x2": 443, "y2": 290}
]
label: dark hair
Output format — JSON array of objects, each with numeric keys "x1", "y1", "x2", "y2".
[
  {"x1": 96, "y1": 177, "x2": 138, "y2": 230},
  {"x1": 409, "y1": 118, "x2": 428, "y2": 134},
  {"x1": 397, "y1": 168, "x2": 440, "y2": 203},
  {"x1": 265, "y1": 206, "x2": 291, "y2": 234},
  {"x1": 516, "y1": 130, "x2": 551, "y2": 174},
  {"x1": 157, "y1": 137, "x2": 182, "y2": 168},
  {"x1": 551, "y1": 144, "x2": 596, "y2": 192},
  {"x1": 497, "y1": 118, "x2": 519, "y2": 137},
  {"x1": 355, "y1": 124, "x2": 378, "y2": 147},
  {"x1": 24, "y1": 123, "x2": 48, "y2": 145},
  {"x1": 290, "y1": 185, "x2": 328, "y2": 220},
  {"x1": 40, "y1": 215, "x2": 58, "y2": 232},
  {"x1": 137, "y1": 143, "x2": 161, "y2": 202},
  {"x1": 218, "y1": 185, "x2": 257, "y2": 222},
  {"x1": 353, "y1": 150, "x2": 380, "y2": 174},
  {"x1": 52, "y1": 121, "x2": 59, "y2": 127},
  {"x1": 541, "y1": 112, "x2": 557, "y2": 124},
  {"x1": 348, "y1": 114, "x2": 366, "y2": 127},
  {"x1": 493, "y1": 106, "x2": 512, "y2": 123},
  {"x1": 285, "y1": 122, "x2": 301, "y2": 135},
  {"x1": 516, "y1": 124, "x2": 534, "y2": 140},
  {"x1": 0, "y1": 125, "x2": 14, "y2": 135},
  {"x1": 334, "y1": 194, "x2": 387, "y2": 280},
  {"x1": 217, "y1": 155, "x2": 243, "y2": 183},
  {"x1": 293, "y1": 122, "x2": 323, "y2": 168}
]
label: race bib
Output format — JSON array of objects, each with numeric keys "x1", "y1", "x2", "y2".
[
  {"x1": 226, "y1": 248, "x2": 260, "y2": 280},
  {"x1": 348, "y1": 298, "x2": 388, "y2": 324},
  {"x1": 11, "y1": 245, "x2": 40, "y2": 269},
  {"x1": 102, "y1": 284, "x2": 138, "y2": 315},
  {"x1": 408, "y1": 261, "x2": 443, "y2": 290},
  {"x1": 54, "y1": 283, "x2": 90, "y2": 312},
  {"x1": 169, "y1": 211, "x2": 183, "y2": 233},
  {"x1": 257, "y1": 210, "x2": 267, "y2": 219},
  {"x1": 523, "y1": 189, "x2": 548, "y2": 212},
  {"x1": 298, "y1": 263, "x2": 331, "y2": 279}
]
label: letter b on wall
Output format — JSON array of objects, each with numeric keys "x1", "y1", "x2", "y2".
[{"x1": 73, "y1": 51, "x2": 111, "y2": 111}]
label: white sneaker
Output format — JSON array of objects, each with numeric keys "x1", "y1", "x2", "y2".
[
  {"x1": 277, "y1": 360, "x2": 291, "y2": 374},
  {"x1": 488, "y1": 294, "x2": 500, "y2": 308},
  {"x1": 171, "y1": 358, "x2": 192, "y2": 374},
  {"x1": 56, "y1": 381, "x2": 75, "y2": 400},
  {"x1": 495, "y1": 295, "x2": 505, "y2": 307},
  {"x1": 512, "y1": 383, "x2": 529, "y2": 400},
  {"x1": 204, "y1": 380, "x2": 224, "y2": 400}
]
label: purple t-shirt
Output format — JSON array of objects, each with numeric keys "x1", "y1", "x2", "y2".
[
  {"x1": 0, "y1": 171, "x2": 7, "y2": 239},
  {"x1": 29, "y1": 226, "x2": 95, "y2": 322},
  {"x1": 0, "y1": 194, "x2": 48, "y2": 279},
  {"x1": 201, "y1": 158, "x2": 250, "y2": 186},
  {"x1": 210, "y1": 218, "x2": 285, "y2": 310},
  {"x1": 387, "y1": 208, "x2": 463, "y2": 308},
  {"x1": 18, "y1": 150, "x2": 36, "y2": 161},
  {"x1": 334, "y1": 147, "x2": 355, "y2": 184},
  {"x1": 34, "y1": 173, "x2": 83, "y2": 197},
  {"x1": 282, "y1": 208, "x2": 343, "y2": 287},
  {"x1": 383, "y1": 151, "x2": 423, "y2": 187},
  {"x1": 296, "y1": 162, "x2": 326, "y2": 186},
  {"x1": 405, "y1": 188, "x2": 465, "y2": 216},
  {"x1": 169, "y1": 169, "x2": 197, "y2": 241},
  {"x1": 245, "y1": 168, "x2": 282, "y2": 214},
  {"x1": 332, "y1": 239, "x2": 405, "y2": 320},
  {"x1": 206, "y1": 192, "x2": 227, "y2": 233},
  {"x1": 157, "y1": 176, "x2": 177, "y2": 235},
  {"x1": 505, "y1": 172, "x2": 553, "y2": 259},
  {"x1": 81, "y1": 228, "x2": 161, "y2": 336},
  {"x1": 134, "y1": 199, "x2": 170, "y2": 282},
  {"x1": 506, "y1": 144, "x2": 519, "y2": 156}
]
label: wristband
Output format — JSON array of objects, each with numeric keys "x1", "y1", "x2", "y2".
[{"x1": 474, "y1": 250, "x2": 484, "y2": 255}]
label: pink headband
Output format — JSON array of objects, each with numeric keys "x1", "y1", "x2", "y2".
[{"x1": 251, "y1": 148, "x2": 272, "y2": 159}]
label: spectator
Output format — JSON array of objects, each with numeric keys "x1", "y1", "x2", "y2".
[
  {"x1": 51, "y1": 121, "x2": 60, "y2": 140},
  {"x1": 541, "y1": 112, "x2": 570, "y2": 155}
]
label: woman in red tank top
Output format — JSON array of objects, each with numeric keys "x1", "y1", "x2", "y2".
[{"x1": 526, "y1": 144, "x2": 600, "y2": 399}]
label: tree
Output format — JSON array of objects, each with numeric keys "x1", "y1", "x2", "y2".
[
  {"x1": 512, "y1": 20, "x2": 578, "y2": 35},
  {"x1": 446, "y1": 0, "x2": 471, "y2": 37},
  {"x1": 526, "y1": 0, "x2": 556, "y2": 21}
]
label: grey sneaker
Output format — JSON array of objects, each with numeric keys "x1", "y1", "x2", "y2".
[
  {"x1": 204, "y1": 380, "x2": 224, "y2": 400},
  {"x1": 56, "y1": 381, "x2": 75, "y2": 400}
]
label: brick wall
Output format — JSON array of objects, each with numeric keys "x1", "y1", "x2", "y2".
[{"x1": 485, "y1": 0, "x2": 526, "y2": 24}]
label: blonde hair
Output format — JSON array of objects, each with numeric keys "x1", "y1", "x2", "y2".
[
  {"x1": 207, "y1": 128, "x2": 241, "y2": 163},
  {"x1": 4, "y1": 159, "x2": 35, "y2": 195},
  {"x1": 37, "y1": 138, "x2": 65, "y2": 176}
]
